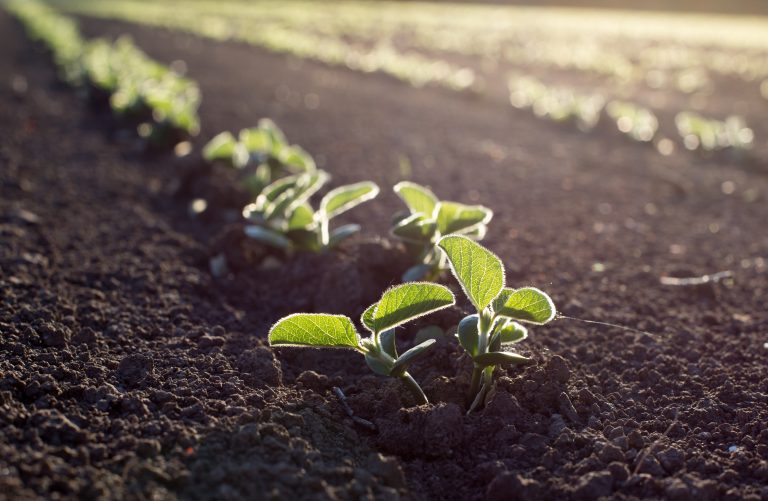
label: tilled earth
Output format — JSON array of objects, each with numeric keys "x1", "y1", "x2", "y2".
[{"x1": 2, "y1": 9, "x2": 768, "y2": 501}]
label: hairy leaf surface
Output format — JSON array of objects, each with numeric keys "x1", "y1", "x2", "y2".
[
  {"x1": 372, "y1": 282, "x2": 455, "y2": 333},
  {"x1": 394, "y1": 181, "x2": 438, "y2": 215},
  {"x1": 438, "y1": 235, "x2": 504, "y2": 311},
  {"x1": 320, "y1": 181, "x2": 379, "y2": 219},
  {"x1": 493, "y1": 287, "x2": 556, "y2": 324},
  {"x1": 269, "y1": 314, "x2": 359, "y2": 348}
]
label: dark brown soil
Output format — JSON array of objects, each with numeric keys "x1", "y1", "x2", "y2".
[{"x1": 2, "y1": 9, "x2": 768, "y2": 501}]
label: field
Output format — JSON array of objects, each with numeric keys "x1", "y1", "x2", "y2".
[{"x1": 1, "y1": 0, "x2": 767, "y2": 499}]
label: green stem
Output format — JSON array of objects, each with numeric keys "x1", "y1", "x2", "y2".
[
  {"x1": 468, "y1": 365, "x2": 482, "y2": 402},
  {"x1": 400, "y1": 372, "x2": 429, "y2": 405}
]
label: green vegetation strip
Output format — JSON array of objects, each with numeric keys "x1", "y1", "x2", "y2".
[{"x1": 4, "y1": 0, "x2": 201, "y2": 143}]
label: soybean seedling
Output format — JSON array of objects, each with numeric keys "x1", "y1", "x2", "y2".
[
  {"x1": 269, "y1": 282, "x2": 456, "y2": 404},
  {"x1": 437, "y1": 235, "x2": 556, "y2": 413},
  {"x1": 203, "y1": 119, "x2": 315, "y2": 196},
  {"x1": 243, "y1": 171, "x2": 379, "y2": 253},
  {"x1": 391, "y1": 181, "x2": 492, "y2": 282}
]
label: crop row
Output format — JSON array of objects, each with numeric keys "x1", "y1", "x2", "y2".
[
  {"x1": 6, "y1": 1, "x2": 556, "y2": 411},
  {"x1": 53, "y1": 0, "x2": 768, "y2": 92},
  {"x1": 6, "y1": 0, "x2": 200, "y2": 147},
  {"x1": 508, "y1": 75, "x2": 756, "y2": 154}
]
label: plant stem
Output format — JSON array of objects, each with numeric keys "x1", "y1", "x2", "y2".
[
  {"x1": 468, "y1": 365, "x2": 482, "y2": 401},
  {"x1": 400, "y1": 372, "x2": 429, "y2": 405}
]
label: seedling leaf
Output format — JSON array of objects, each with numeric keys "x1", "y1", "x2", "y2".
[
  {"x1": 474, "y1": 351, "x2": 531, "y2": 368},
  {"x1": 287, "y1": 203, "x2": 315, "y2": 230},
  {"x1": 391, "y1": 213, "x2": 436, "y2": 244},
  {"x1": 203, "y1": 131, "x2": 236, "y2": 161},
  {"x1": 435, "y1": 202, "x2": 492, "y2": 235},
  {"x1": 493, "y1": 287, "x2": 556, "y2": 325},
  {"x1": 394, "y1": 181, "x2": 438, "y2": 215},
  {"x1": 372, "y1": 282, "x2": 455, "y2": 333},
  {"x1": 365, "y1": 354, "x2": 393, "y2": 376},
  {"x1": 244, "y1": 225, "x2": 291, "y2": 249},
  {"x1": 457, "y1": 314, "x2": 480, "y2": 356},
  {"x1": 361, "y1": 303, "x2": 377, "y2": 332},
  {"x1": 497, "y1": 320, "x2": 528, "y2": 344},
  {"x1": 437, "y1": 235, "x2": 504, "y2": 312},
  {"x1": 320, "y1": 181, "x2": 379, "y2": 219},
  {"x1": 380, "y1": 329, "x2": 397, "y2": 358},
  {"x1": 391, "y1": 339, "x2": 436, "y2": 376},
  {"x1": 328, "y1": 224, "x2": 360, "y2": 248},
  {"x1": 269, "y1": 313, "x2": 359, "y2": 349}
]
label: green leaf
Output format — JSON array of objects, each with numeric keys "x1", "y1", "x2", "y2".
[
  {"x1": 202, "y1": 131, "x2": 237, "y2": 161},
  {"x1": 261, "y1": 175, "x2": 299, "y2": 203},
  {"x1": 390, "y1": 339, "x2": 436, "y2": 376},
  {"x1": 320, "y1": 181, "x2": 379, "y2": 219},
  {"x1": 327, "y1": 224, "x2": 360, "y2": 249},
  {"x1": 269, "y1": 313, "x2": 360, "y2": 349},
  {"x1": 497, "y1": 320, "x2": 528, "y2": 344},
  {"x1": 380, "y1": 329, "x2": 397, "y2": 358},
  {"x1": 391, "y1": 213, "x2": 436, "y2": 244},
  {"x1": 361, "y1": 303, "x2": 377, "y2": 333},
  {"x1": 244, "y1": 225, "x2": 291, "y2": 249},
  {"x1": 279, "y1": 145, "x2": 316, "y2": 172},
  {"x1": 394, "y1": 181, "x2": 438, "y2": 215},
  {"x1": 372, "y1": 282, "x2": 455, "y2": 333},
  {"x1": 456, "y1": 314, "x2": 480, "y2": 356},
  {"x1": 232, "y1": 143, "x2": 251, "y2": 169},
  {"x1": 492, "y1": 287, "x2": 556, "y2": 325},
  {"x1": 287, "y1": 203, "x2": 315, "y2": 230},
  {"x1": 437, "y1": 235, "x2": 505, "y2": 312},
  {"x1": 435, "y1": 201, "x2": 493, "y2": 235},
  {"x1": 239, "y1": 127, "x2": 271, "y2": 154},
  {"x1": 258, "y1": 118, "x2": 287, "y2": 150},
  {"x1": 474, "y1": 351, "x2": 531, "y2": 368}
]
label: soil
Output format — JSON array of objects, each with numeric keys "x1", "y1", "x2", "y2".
[{"x1": 2, "y1": 8, "x2": 768, "y2": 501}]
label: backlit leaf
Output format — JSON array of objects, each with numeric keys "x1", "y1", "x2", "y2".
[
  {"x1": 320, "y1": 181, "x2": 379, "y2": 219},
  {"x1": 372, "y1": 282, "x2": 455, "y2": 333},
  {"x1": 202, "y1": 131, "x2": 236, "y2": 161},
  {"x1": 437, "y1": 235, "x2": 504, "y2": 312},
  {"x1": 493, "y1": 287, "x2": 556, "y2": 325},
  {"x1": 394, "y1": 181, "x2": 438, "y2": 215},
  {"x1": 269, "y1": 313, "x2": 359, "y2": 349},
  {"x1": 436, "y1": 201, "x2": 493, "y2": 235}
]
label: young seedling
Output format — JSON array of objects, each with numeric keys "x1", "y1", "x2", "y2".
[
  {"x1": 243, "y1": 171, "x2": 379, "y2": 253},
  {"x1": 269, "y1": 282, "x2": 456, "y2": 404},
  {"x1": 203, "y1": 119, "x2": 315, "y2": 196},
  {"x1": 437, "y1": 235, "x2": 556, "y2": 413},
  {"x1": 391, "y1": 181, "x2": 492, "y2": 282}
]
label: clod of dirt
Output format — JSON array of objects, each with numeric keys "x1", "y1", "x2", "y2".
[
  {"x1": 486, "y1": 472, "x2": 542, "y2": 501},
  {"x1": 236, "y1": 346, "x2": 282, "y2": 387},
  {"x1": 116, "y1": 353, "x2": 154, "y2": 386},
  {"x1": 376, "y1": 403, "x2": 464, "y2": 457}
]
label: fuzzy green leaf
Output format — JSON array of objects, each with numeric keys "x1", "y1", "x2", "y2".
[
  {"x1": 239, "y1": 127, "x2": 271, "y2": 154},
  {"x1": 437, "y1": 235, "x2": 504, "y2": 312},
  {"x1": 372, "y1": 282, "x2": 455, "y2": 333},
  {"x1": 390, "y1": 339, "x2": 436, "y2": 376},
  {"x1": 269, "y1": 314, "x2": 359, "y2": 349},
  {"x1": 497, "y1": 319, "x2": 528, "y2": 344},
  {"x1": 474, "y1": 351, "x2": 531, "y2": 368},
  {"x1": 320, "y1": 181, "x2": 379, "y2": 219},
  {"x1": 361, "y1": 303, "x2": 377, "y2": 333},
  {"x1": 279, "y1": 145, "x2": 316, "y2": 172},
  {"x1": 391, "y1": 213, "x2": 436, "y2": 244},
  {"x1": 394, "y1": 181, "x2": 438, "y2": 215},
  {"x1": 287, "y1": 203, "x2": 315, "y2": 230},
  {"x1": 493, "y1": 287, "x2": 556, "y2": 325},
  {"x1": 202, "y1": 131, "x2": 237, "y2": 161},
  {"x1": 436, "y1": 201, "x2": 493, "y2": 235}
]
